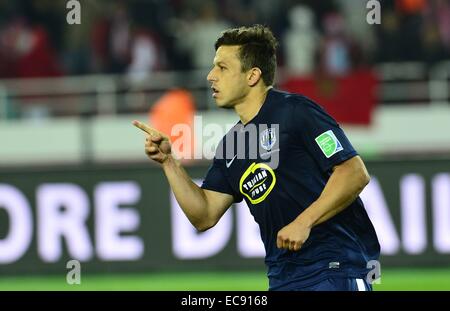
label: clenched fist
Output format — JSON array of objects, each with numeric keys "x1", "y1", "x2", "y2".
[{"x1": 276, "y1": 217, "x2": 312, "y2": 252}]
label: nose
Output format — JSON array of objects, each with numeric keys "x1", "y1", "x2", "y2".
[{"x1": 207, "y1": 68, "x2": 216, "y2": 83}]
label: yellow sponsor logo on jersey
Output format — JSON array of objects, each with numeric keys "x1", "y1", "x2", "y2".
[{"x1": 239, "y1": 162, "x2": 276, "y2": 204}]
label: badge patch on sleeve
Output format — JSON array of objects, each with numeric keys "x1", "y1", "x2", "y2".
[{"x1": 315, "y1": 130, "x2": 343, "y2": 158}]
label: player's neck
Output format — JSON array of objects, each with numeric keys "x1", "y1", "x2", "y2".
[{"x1": 235, "y1": 85, "x2": 272, "y2": 125}]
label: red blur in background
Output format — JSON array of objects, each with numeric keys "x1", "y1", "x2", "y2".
[{"x1": 282, "y1": 69, "x2": 378, "y2": 125}]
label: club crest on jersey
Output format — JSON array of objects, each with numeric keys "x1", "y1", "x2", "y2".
[{"x1": 260, "y1": 128, "x2": 276, "y2": 151}]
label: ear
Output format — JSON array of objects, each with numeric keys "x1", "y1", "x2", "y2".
[{"x1": 247, "y1": 67, "x2": 262, "y2": 87}]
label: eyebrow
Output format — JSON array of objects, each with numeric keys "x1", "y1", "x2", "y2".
[{"x1": 214, "y1": 61, "x2": 228, "y2": 66}]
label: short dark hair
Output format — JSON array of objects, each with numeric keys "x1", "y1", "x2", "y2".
[{"x1": 215, "y1": 25, "x2": 278, "y2": 86}]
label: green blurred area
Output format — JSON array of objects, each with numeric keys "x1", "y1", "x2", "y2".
[{"x1": 1, "y1": 268, "x2": 450, "y2": 291}]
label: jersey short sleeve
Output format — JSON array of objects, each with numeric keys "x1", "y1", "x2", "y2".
[
  {"x1": 201, "y1": 157, "x2": 243, "y2": 203},
  {"x1": 291, "y1": 96, "x2": 358, "y2": 173}
]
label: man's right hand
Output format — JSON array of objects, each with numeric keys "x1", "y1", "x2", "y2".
[
  {"x1": 133, "y1": 120, "x2": 234, "y2": 232},
  {"x1": 132, "y1": 120, "x2": 172, "y2": 164}
]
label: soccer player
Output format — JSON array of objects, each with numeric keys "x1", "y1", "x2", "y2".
[{"x1": 133, "y1": 25, "x2": 380, "y2": 291}]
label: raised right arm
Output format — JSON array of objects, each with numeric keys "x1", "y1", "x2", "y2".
[
  {"x1": 133, "y1": 120, "x2": 234, "y2": 231},
  {"x1": 162, "y1": 156, "x2": 234, "y2": 231}
]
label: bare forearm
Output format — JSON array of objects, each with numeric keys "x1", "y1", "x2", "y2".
[
  {"x1": 162, "y1": 156, "x2": 210, "y2": 228},
  {"x1": 132, "y1": 120, "x2": 225, "y2": 230},
  {"x1": 305, "y1": 172, "x2": 366, "y2": 226},
  {"x1": 298, "y1": 157, "x2": 370, "y2": 227}
]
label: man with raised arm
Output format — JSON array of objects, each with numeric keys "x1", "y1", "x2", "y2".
[{"x1": 133, "y1": 25, "x2": 380, "y2": 291}]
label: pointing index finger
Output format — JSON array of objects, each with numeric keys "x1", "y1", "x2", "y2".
[{"x1": 132, "y1": 120, "x2": 158, "y2": 137}]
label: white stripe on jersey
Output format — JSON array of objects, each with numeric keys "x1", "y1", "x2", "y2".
[{"x1": 356, "y1": 278, "x2": 366, "y2": 291}]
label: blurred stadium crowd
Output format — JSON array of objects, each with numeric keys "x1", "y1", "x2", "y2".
[{"x1": 0, "y1": 0, "x2": 449, "y2": 80}]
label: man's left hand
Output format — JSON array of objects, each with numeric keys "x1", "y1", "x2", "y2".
[{"x1": 276, "y1": 218, "x2": 312, "y2": 251}]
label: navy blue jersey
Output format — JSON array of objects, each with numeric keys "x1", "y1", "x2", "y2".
[{"x1": 201, "y1": 88, "x2": 380, "y2": 290}]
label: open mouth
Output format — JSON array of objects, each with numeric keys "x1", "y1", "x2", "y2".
[{"x1": 211, "y1": 86, "x2": 219, "y2": 98}]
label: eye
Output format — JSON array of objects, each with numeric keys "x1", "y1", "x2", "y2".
[{"x1": 219, "y1": 65, "x2": 226, "y2": 71}]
